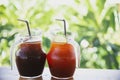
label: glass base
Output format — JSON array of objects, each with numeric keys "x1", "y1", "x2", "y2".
[
  {"x1": 20, "y1": 74, "x2": 41, "y2": 78},
  {"x1": 52, "y1": 75, "x2": 73, "y2": 80}
]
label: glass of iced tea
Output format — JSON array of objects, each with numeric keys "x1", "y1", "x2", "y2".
[
  {"x1": 47, "y1": 34, "x2": 80, "y2": 79},
  {"x1": 10, "y1": 31, "x2": 46, "y2": 78}
]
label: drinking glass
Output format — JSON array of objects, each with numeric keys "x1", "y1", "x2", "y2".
[
  {"x1": 47, "y1": 34, "x2": 80, "y2": 79},
  {"x1": 10, "y1": 32, "x2": 46, "y2": 78}
]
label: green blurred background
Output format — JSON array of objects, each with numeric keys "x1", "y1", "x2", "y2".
[{"x1": 0, "y1": 0, "x2": 120, "y2": 69}]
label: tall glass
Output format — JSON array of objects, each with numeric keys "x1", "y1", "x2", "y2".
[{"x1": 10, "y1": 32, "x2": 46, "y2": 78}]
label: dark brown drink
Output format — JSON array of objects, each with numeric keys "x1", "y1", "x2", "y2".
[{"x1": 16, "y1": 41, "x2": 46, "y2": 77}]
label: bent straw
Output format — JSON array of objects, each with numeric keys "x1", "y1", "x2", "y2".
[
  {"x1": 17, "y1": 19, "x2": 31, "y2": 38},
  {"x1": 56, "y1": 19, "x2": 67, "y2": 37}
]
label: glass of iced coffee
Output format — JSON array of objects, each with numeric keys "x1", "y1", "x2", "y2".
[{"x1": 10, "y1": 32, "x2": 46, "y2": 78}]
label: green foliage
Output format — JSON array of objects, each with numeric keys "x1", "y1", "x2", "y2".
[
  {"x1": 61, "y1": 0, "x2": 120, "y2": 69},
  {"x1": 68, "y1": 0, "x2": 120, "y2": 69},
  {"x1": 42, "y1": 36, "x2": 51, "y2": 53},
  {"x1": 0, "y1": 0, "x2": 120, "y2": 69}
]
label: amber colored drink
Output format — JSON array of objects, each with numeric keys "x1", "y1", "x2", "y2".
[
  {"x1": 16, "y1": 41, "x2": 46, "y2": 77},
  {"x1": 47, "y1": 42, "x2": 76, "y2": 79}
]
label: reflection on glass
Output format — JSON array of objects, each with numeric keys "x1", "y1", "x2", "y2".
[
  {"x1": 19, "y1": 76, "x2": 43, "y2": 80},
  {"x1": 50, "y1": 77, "x2": 74, "y2": 80}
]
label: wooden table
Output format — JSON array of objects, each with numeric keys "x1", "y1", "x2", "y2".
[{"x1": 0, "y1": 67, "x2": 120, "y2": 80}]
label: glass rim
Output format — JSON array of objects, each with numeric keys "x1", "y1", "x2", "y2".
[{"x1": 15, "y1": 33, "x2": 42, "y2": 43}]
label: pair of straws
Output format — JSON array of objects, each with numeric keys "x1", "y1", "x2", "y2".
[{"x1": 18, "y1": 19, "x2": 67, "y2": 38}]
